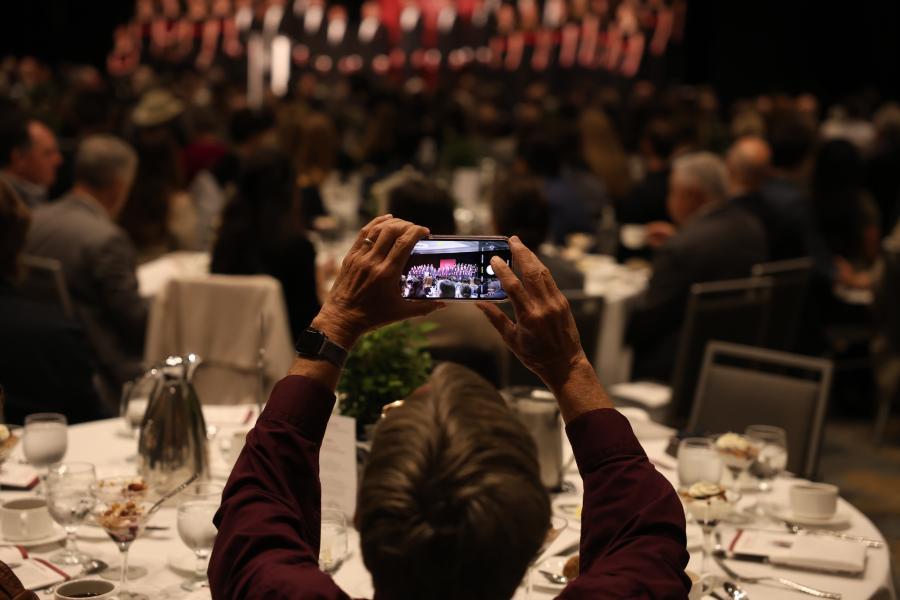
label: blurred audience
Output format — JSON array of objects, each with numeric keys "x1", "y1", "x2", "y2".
[
  {"x1": 627, "y1": 152, "x2": 768, "y2": 381},
  {"x1": 211, "y1": 150, "x2": 320, "y2": 340},
  {"x1": 24, "y1": 135, "x2": 145, "y2": 403},
  {"x1": 0, "y1": 114, "x2": 62, "y2": 208}
]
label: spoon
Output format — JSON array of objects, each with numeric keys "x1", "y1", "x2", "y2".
[
  {"x1": 723, "y1": 581, "x2": 749, "y2": 600},
  {"x1": 538, "y1": 570, "x2": 569, "y2": 585},
  {"x1": 43, "y1": 559, "x2": 109, "y2": 595},
  {"x1": 147, "y1": 472, "x2": 199, "y2": 516}
]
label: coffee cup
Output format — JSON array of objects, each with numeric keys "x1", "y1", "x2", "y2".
[
  {"x1": 620, "y1": 224, "x2": 648, "y2": 249},
  {"x1": 789, "y1": 483, "x2": 839, "y2": 520},
  {"x1": 686, "y1": 570, "x2": 716, "y2": 600},
  {"x1": 54, "y1": 579, "x2": 117, "y2": 600},
  {"x1": 0, "y1": 497, "x2": 54, "y2": 541}
]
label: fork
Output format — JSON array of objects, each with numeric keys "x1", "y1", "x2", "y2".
[{"x1": 713, "y1": 556, "x2": 841, "y2": 599}]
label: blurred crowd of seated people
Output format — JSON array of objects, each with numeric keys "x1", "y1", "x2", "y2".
[{"x1": 1, "y1": 43, "x2": 899, "y2": 423}]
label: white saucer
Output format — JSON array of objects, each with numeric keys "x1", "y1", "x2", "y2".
[
  {"x1": 530, "y1": 556, "x2": 571, "y2": 592},
  {"x1": 764, "y1": 502, "x2": 851, "y2": 528},
  {"x1": 0, "y1": 524, "x2": 66, "y2": 547}
]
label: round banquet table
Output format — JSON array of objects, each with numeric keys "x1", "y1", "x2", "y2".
[{"x1": 0, "y1": 413, "x2": 894, "y2": 600}]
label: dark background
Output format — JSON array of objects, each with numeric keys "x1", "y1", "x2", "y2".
[{"x1": 1, "y1": 0, "x2": 899, "y2": 107}]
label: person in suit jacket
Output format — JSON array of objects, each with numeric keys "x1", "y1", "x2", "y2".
[
  {"x1": 626, "y1": 153, "x2": 768, "y2": 381},
  {"x1": 25, "y1": 136, "x2": 146, "y2": 396},
  {"x1": 0, "y1": 179, "x2": 109, "y2": 424}
]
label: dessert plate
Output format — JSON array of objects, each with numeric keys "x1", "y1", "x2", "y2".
[{"x1": 764, "y1": 502, "x2": 851, "y2": 528}]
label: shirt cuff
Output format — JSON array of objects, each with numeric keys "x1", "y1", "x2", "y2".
[
  {"x1": 565, "y1": 408, "x2": 647, "y2": 474},
  {"x1": 259, "y1": 375, "x2": 337, "y2": 444}
]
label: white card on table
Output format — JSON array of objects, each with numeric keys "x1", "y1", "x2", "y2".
[
  {"x1": 0, "y1": 463, "x2": 39, "y2": 489},
  {"x1": 319, "y1": 414, "x2": 357, "y2": 519}
]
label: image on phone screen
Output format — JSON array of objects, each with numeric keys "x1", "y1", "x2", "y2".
[{"x1": 400, "y1": 238, "x2": 512, "y2": 301}]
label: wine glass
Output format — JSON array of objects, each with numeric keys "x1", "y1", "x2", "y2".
[
  {"x1": 92, "y1": 477, "x2": 154, "y2": 599},
  {"x1": 23, "y1": 413, "x2": 68, "y2": 491},
  {"x1": 525, "y1": 515, "x2": 568, "y2": 599},
  {"x1": 46, "y1": 462, "x2": 96, "y2": 566},
  {"x1": 681, "y1": 484, "x2": 741, "y2": 575},
  {"x1": 176, "y1": 482, "x2": 223, "y2": 591},
  {"x1": 318, "y1": 509, "x2": 349, "y2": 575},
  {"x1": 715, "y1": 432, "x2": 762, "y2": 494},
  {"x1": 745, "y1": 425, "x2": 788, "y2": 515},
  {"x1": 677, "y1": 438, "x2": 724, "y2": 489}
]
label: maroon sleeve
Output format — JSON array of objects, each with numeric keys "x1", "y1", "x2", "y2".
[
  {"x1": 559, "y1": 409, "x2": 691, "y2": 599},
  {"x1": 208, "y1": 376, "x2": 355, "y2": 600}
]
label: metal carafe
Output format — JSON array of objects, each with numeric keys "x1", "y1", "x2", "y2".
[
  {"x1": 507, "y1": 388, "x2": 564, "y2": 491},
  {"x1": 138, "y1": 354, "x2": 209, "y2": 494}
]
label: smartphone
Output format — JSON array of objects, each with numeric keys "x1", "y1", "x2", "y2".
[{"x1": 400, "y1": 236, "x2": 512, "y2": 301}]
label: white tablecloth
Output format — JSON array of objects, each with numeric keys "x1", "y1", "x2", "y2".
[{"x1": 1, "y1": 412, "x2": 893, "y2": 600}]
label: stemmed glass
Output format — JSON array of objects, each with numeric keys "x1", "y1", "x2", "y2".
[
  {"x1": 318, "y1": 509, "x2": 349, "y2": 575},
  {"x1": 23, "y1": 413, "x2": 68, "y2": 492},
  {"x1": 715, "y1": 432, "x2": 762, "y2": 494},
  {"x1": 92, "y1": 477, "x2": 154, "y2": 600},
  {"x1": 46, "y1": 462, "x2": 97, "y2": 566},
  {"x1": 119, "y1": 377, "x2": 156, "y2": 461},
  {"x1": 677, "y1": 438, "x2": 724, "y2": 489},
  {"x1": 176, "y1": 482, "x2": 223, "y2": 591},
  {"x1": 682, "y1": 485, "x2": 741, "y2": 575},
  {"x1": 745, "y1": 425, "x2": 788, "y2": 515},
  {"x1": 526, "y1": 515, "x2": 568, "y2": 599}
]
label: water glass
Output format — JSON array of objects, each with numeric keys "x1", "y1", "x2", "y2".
[
  {"x1": 677, "y1": 438, "x2": 723, "y2": 489},
  {"x1": 746, "y1": 425, "x2": 788, "y2": 514},
  {"x1": 23, "y1": 413, "x2": 68, "y2": 490},
  {"x1": 319, "y1": 509, "x2": 348, "y2": 574},
  {"x1": 176, "y1": 482, "x2": 223, "y2": 591},
  {"x1": 45, "y1": 462, "x2": 96, "y2": 565}
]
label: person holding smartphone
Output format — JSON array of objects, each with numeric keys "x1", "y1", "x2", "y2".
[{"x1": 209, "y1": 216, "x2": 690, "y2": 599}]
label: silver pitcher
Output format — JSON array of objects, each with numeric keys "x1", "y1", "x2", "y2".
[
  {"x1": 138, "y1": 354, "x2": 209, "y2": 494},
  {"x1": 506, "y1": 387, "x2": 564, "y2": 491}
]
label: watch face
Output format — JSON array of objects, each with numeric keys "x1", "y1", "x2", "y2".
[{"x1": 296, "y1": 328, "x2": 326, "y2": 354}]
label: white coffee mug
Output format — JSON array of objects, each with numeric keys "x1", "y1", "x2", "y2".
[
  {"x1": 55, "y1": 579, "x2": 117, "y2": 600},
  {"x1": 686, "y1": 570, "x2": 716, "y2": 600},
  {"x1": 789, "y1": 483, "x2": 839, "y2": 519},
  {"x1": 0, "y1": 497, "x2": 54, "y2": 541},
  {"x1": 620, "y1": 224, "x2": 648, "y2": 249}
]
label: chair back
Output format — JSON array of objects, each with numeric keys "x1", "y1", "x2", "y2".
[
  {"x1": 670, "y1": 277, "x2": 773, "y2": 423},
  {"x1": 687, "y1": 341, "x2": 833, "y2": 479},
  {"x1": 17, "y1": 254, "x2": 74, "y2": 318},
  {"x1": 752, "y1": 257, "x2": 814, "y2": 351},
  {"x1": 503, "y1": 291, "x2": 604, "y2": 388}
]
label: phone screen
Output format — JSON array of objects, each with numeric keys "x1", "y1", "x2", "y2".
[{"x1": 400, "y1": 238, "x2": 512, "y2": 301}]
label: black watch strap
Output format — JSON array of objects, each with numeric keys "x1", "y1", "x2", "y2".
[{"x1": 295, "y1": 327, "x2": 349, "y2": 368}]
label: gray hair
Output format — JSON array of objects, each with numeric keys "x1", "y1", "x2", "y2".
[
  {"x1": 74, "y1": 135, "x2": 137, "y2": 190},
  {"x1": 672, "y1": 152, "x2": 729, "y2": 203}
]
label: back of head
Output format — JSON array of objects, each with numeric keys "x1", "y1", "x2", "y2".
[
  {"x1": 386, "y1": 174, "x2": 456, "y2": 235},
  {"x1": 726, "y1": 136, "x2": 771, "y2": 194},
  {"x1": 642, "y1": 118, "x2": 677, "y2": 162},
  {"x1": 767, "y1": 112, "x2": 816, "y2": 171},
  {"x1": 0, "y1": 179, "x2": 30, "y2": 281},
  {"x1": 492, "y1": 177, "x2": 549, "y2": 249},
  {"x1": 672, "y1": 152, "x2": 729, "y2": 204},
  {"x1": 812, "y1": 138, "x2": 864, "y2": 200},
  {"x1": 74, "y1": 135, "x2": 138, "y2": 191},
  {"x1": 358, "y1": 363, "x2": 550, "y2": 600}
]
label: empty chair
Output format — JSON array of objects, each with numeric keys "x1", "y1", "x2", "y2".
[
  {"x1": 669, "y1": 277, "x2": 774, "y2": 424},
  {"x1": 144, "y1": 274, "x2": 295, "y2": 405},
  {"x1": 504, "y1": 292, "x2": 604, "y2": 388},
  {"x1": 688, "y1": 341, "x2": 833, "y2": 479},
  {"x1": 17, "y1": 254, "x2": 74, "y2": 318},
  {"x1": 751, "y1": 257, "x2": 815, "y2": 352}
]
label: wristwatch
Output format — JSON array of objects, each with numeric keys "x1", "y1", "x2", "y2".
[{"x1": 295, "y1": 327, "x2": 349, "y2": 368}]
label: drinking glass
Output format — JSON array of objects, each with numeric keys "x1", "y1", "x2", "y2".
[
  {"x1": 46, "y1": 462, "x2": 96, "y2": 566},
  {"x1": 319, "y1": 509, "x2": 349, "y2": 574},
  {"x1": 746, "y1": 425, "x2": 788, "y2": 514},
  {"x1": 92, "y1": 477, "x2": 154, "y2": 599},
  {"x1": 176, "y1": 482, "x2": 223, "y2": 591},
  {"x1": 715, "y1": 433, "x2": 762, "y2": 494},
  {"x1": 684, "y1": 490, "x2": 740, "y2": 575},
  {"x1": 677, "y1": 438, "x2": 723, "y2": 489},
  {"x1": 120, "y1": 378, "x2": 155, "y2": 461},
  {"x1": 23, "y1": 413, "x2": 68, "y2": 490}
]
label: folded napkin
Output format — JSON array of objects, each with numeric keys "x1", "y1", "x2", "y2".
[
  {"x1": 610, "y1": 382, "x2": 672, "y2": 409},
  {"x1": 0, "y1": 463, "x2": 39, "y2": 489},
  {"x1": 12, "y1": 558, "x2": 68, "y2": 590},
  {"x1": 729, "y1": 529, "x2": 866, "y2": 574}
]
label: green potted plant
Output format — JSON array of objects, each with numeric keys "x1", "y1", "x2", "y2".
[{"x1": 338, "y1": 321, "x2": 434, "y2": 439}]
